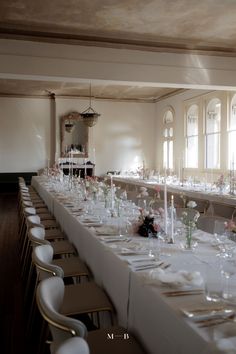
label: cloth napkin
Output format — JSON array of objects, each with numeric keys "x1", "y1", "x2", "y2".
[{"x1": 145, "y1": 268, "x2": 203, "y2": 288}]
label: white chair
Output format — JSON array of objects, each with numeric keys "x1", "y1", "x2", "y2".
[
  {"x1": 37, "y1": 277, "x2": 146, "y2": 354},
  {"x1": 32, "y1": 243, "x2": 114, "y2": 324},
  {"x1": 55, "y1": 337, "x2": 89, "y2": 354},
  {"x1": 30, "y1": 226, "x2": 76, "y2": 257}
]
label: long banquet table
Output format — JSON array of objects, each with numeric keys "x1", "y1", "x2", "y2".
[
  {"x1": 112, "y1": 176, "x2": 236, "y2": 207},
  {"x1": 32, "y1": 176, "x2": 235, "y2": 354}
]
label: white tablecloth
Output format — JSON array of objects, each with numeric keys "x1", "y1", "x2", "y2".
[{"x1": 32, "y1": 176, "x2": 235, "y2": 354}]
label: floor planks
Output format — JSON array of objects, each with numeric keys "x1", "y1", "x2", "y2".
[{"x1": 0, "y1": 193, "x2": 25, "y2": 354}]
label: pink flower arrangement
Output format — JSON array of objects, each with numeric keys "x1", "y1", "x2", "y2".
[{"x1": 225, "y1": 220, "x2": 236, "y2": 233}]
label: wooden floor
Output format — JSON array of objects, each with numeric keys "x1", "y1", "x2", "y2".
[{"x1": 0, "y1": 193, "x2": 26, "y2": 354}]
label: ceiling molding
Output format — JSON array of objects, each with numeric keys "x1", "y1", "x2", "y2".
[
  {"x1": 1, "y1": 26, "x2": 236, "y2": 58},
  {"x1": 0, "y1": 88, "x2": 187, "y2": 103}
]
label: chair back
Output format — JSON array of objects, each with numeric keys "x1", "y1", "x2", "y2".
[
  {"x1": 24, "y1": 207, "x2": 36, "y2": 216},
  {"x1": 36, "y1": 277, "x2": 87, "y2": 351},
  {"x1": 29, "y1": 226, "x2": 49, "y2": 247},
  {"x1": 55, "y1": 337, "x2": 89, "y2": 354},
  {"x1": 32, "y1": 244, "x2": 64, "y2": 280},
  {"x1": 27, "y1": 215, "x2": 44, "y2": 228},
  {"x1": 197, "y1": 215, "x2": 229, "y2": 234}
]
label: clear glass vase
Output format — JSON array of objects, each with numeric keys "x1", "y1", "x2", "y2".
[{"x1": 185, "y1": 225, "x2": 193, "y2": 250}]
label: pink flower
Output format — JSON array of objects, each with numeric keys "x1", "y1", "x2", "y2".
[{"x1": 154, "y1": 223, "x2": 161, "y2": 232}]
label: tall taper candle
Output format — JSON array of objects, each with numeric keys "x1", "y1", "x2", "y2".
[
  {"x1": 171, "y1": 195, "x2": 174, "y2": 242},
  {"x1": 164, "y1": 179, "x2": 168, "y2": 234}
]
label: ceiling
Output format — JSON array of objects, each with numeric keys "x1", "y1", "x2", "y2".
[
  {"x1": 0, "y1": 79, "x2": 186, "y2": 102},
  {"x1": 1, "y1": 0, "x2": 234, "y2": 101}
]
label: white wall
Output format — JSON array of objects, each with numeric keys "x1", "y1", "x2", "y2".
[
  {"x1": 0, "y1": 97, "x2": 51, "y2": 172},
  {"x1": 0, "y1": 95, "x2": 156, "y2": 175},
  {"x1": 56, "y1": 98, "x2": 156, "y2": 175}
]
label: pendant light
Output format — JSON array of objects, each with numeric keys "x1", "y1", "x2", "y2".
[{"x1": 80, "y1": 84, "x2": 100, "y2": 127}]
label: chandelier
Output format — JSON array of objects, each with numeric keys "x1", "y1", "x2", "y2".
[{"x1": 80, "y1": 84, "x2": 100, "y2": 127}]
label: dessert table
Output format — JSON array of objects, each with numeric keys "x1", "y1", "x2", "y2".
[{"x1": 31, "y1": 176, "x2": 236, "y2": 354}]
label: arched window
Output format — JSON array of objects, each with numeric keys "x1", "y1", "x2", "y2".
[
  {"x1": 205, "y1": 98, "x2": 221, "y2": 169},
  {"x1": 228, "y1": 94, "x2": 236, "y2": 169},
  {"x1": 163, "y1": 108, "x2": 174, "y2": 170},
  {"x1": 185, "y1": 104, "x2": 198, "y2": 168}
]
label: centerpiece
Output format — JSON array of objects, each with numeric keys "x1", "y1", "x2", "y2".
[{"x1": 181, "y1": 201, "x2": 200, "y2": 250}]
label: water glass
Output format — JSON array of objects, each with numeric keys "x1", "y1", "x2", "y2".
[
  {"x1": 204, "y1": 262, "x2": 223, "y2": 302},
  {"x1": 221, "y1": 255, "x2": 236, "y2": 303}
]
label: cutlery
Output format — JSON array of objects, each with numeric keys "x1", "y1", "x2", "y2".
[
  {"x1": 163, "y1": 289, "x2": 203, "y2": 297},
  {"x1": 183, "y1": 308, "x2": 235, "y2": 323},
  {"x1": 161, "y1": 263, "x2": 171, "y2": 269},
  {"x1": 185, "y1": 306, "x2": 225, "y2": 314},
  {"x1": 198, "y1": 314, "x2": 235, "y2": 328},
  {"x1": 133, "y1": 263, "x2": 162, "y2": 271},
  {"x1": 129, "y1": 258, "x2": 158, "y2": 264}
]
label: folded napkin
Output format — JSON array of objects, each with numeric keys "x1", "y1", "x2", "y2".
[{"x1": 146, "y1": 268, "x2": 203, "y2": 288}]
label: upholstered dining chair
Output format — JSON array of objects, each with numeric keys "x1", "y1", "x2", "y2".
[
  {"x1": 27, "y1": 214, "x2": 65, "y2": 241},
  {"x1": 37, "y1": 276, "x2": 146, "y2": 354},
  {"x1": 55, "y1": 337, "x2": 89, "y2": 354},
  {"x1": 32, "y1": 244, "x2": 113, "y2": 322},
  {"x1": 211, "y1": 202, "x2": 236, "y2": 219},
  {"x1": 28, "y1": 244, "x2": 115, "y2": 354},
  {"x1": 21, "y1": 225, "x2": 76, "y2": 290},
  {"x1": 29, "y1": 226, "x2": 76, "y2": 258},
  {"x1": 25, "y1": 243, "x2": 90, "y2": 343},
  {"x1": 197, "y1": 215, "x2": 229, "y2": 234}
]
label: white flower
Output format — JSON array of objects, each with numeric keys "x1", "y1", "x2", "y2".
[{"x1": 187, "y1": 200, "x2": 197, "y2": 209}]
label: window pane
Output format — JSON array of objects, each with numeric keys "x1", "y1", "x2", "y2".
[
  {"x1": 206, "y1": 99, "x2": 221, "y2": 133},
  {"x1": 228, "y1": 131, "x2": 236, "y2": 169},
  {"x1": 187, "y1": 105, "x2": 198, "y2": 136},
  {"x1": 163, "y1": 128, "x2": 168, "y2": 138},
  {"x1": 169, "y1": 127, "x2": 173, "y2": 137},
  {"x1": 163, "y1": 141, "x2": 168, "y2": 169},
  {"x1": 164, "y1": 110, "x2": 174, "y2": 124},
  {"x1": 230, "y1": 104, "x2": 236, "y2": 130},
  {"x1": 206, "y1": 133, "x2": 220, "y2": 169},
  {"x1": 186, "y1": 136, "x2": 198, "y2": 168}
]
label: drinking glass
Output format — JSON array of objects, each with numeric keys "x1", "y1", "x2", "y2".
[
  {"x1": 204, "y1": 261, "x2": 223, "y2": 302},
  {"x1": 221, "y1": 254, "x2": 236, "y2": 303}
]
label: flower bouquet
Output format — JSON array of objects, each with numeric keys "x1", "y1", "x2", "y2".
[{"x1": 181, "y1": 201, "x2": 200, "y2": 250}]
